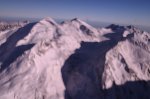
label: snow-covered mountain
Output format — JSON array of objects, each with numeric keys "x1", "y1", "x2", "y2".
[{"x1": 0, "y1": 17, "x2": 149, "y2": 99}]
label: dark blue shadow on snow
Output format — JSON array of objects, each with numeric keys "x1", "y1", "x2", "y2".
[
  {"x1": 0, "y1": 44, "x2": 34, "y2": 72},
  {"x1": 61, "y1": 28, "x2": 147, "y2": 99},
  {"x1": 0, "y1": 22, "x2": 36, "y2": 72}
]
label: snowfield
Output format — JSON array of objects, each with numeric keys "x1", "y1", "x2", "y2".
[{"x1": 0, "y1": 17, "x2": 149, "y2": 99}]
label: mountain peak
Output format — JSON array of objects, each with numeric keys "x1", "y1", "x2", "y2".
[
  {"x1": 70, "y1": 18, "x2": 86, "y2": 24},
  {"x1": 71, "y1": 18, "x2": 80, "y2": 21},
  {"x1": 40, "y1": 17, "x2": 58, "y2": 26}
]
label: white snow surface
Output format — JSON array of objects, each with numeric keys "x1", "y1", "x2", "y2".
[{"x1": 0, "y1": 17, "x2": 149, "y2": 99}]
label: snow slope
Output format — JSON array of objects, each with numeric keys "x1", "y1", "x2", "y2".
[{"x1": 0, "y1": 17, "x2": 149, "y2": 99}]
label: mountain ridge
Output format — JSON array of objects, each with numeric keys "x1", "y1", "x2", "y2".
[{"x1": 0, "y1": 17, "x2": 149, "y2": 99}]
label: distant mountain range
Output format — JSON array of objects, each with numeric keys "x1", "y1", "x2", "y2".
[{"x1": 0, "y1": 16, "x2": 149, "y2": 32}]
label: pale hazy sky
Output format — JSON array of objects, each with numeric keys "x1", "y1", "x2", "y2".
[{"x1": 0, "y1": 0, "x2": 150, "y2": 26}]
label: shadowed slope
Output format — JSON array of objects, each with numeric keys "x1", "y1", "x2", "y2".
[
  {"x1": 104, "y1": 80, "x2": 150, "y2": 99},
  {"x1": 61, "y1": 25, "x2": 149, "y2": 99},
  {"x1": 0, "y1": 44, "x2": 34, "y2": 72},
  {"x1": 61, "y1": 30, "x2": 127, "y2": 99},
  {"x1": 0, "y1": 22, "x2": 36, "y2": 72}
]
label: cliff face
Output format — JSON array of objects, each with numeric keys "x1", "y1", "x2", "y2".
[{"x1": 0, "y1": 18, "x2": 149, "y2": 99}]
